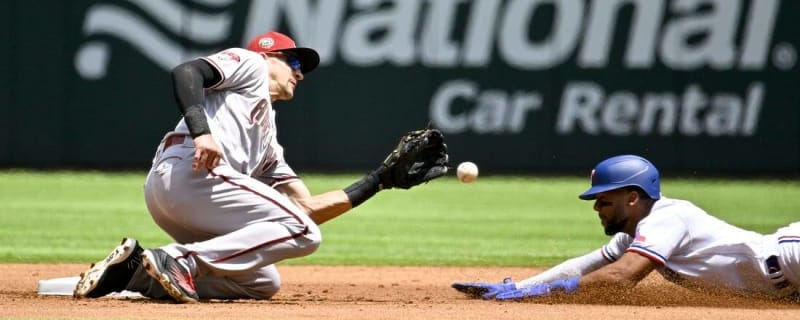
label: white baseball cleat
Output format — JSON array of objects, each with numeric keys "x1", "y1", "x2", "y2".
[{"x1": 73, "y1": 237, "x2": 143, "y2": 298}]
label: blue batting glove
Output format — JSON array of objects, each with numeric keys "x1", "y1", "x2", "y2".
[
  {"x1": 549, "y1": 277, "x2": 579, "y2": 293},
  {"x1": 495, "y1": 277, "x2": 579, "y2": 300},
  {"x1": 495, "y1": 283, "x2": 551, "y2": 300},
  {"x1": 452, "y1": 277, "x2": 517, "y2": 299}
]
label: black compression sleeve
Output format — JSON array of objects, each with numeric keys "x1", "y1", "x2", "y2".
[
  {"x1": 343, "y1": 170, "x2": 381, "y2": 207},
  {"x1": 170, "y1": 59, "x2": 222, "y2": 137}
]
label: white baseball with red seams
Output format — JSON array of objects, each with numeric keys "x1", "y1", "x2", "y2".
[{"x1": 457, "y1": 162, "x2": 478, "y2": 183}]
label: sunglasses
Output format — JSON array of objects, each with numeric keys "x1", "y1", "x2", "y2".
[{"x1": 286, "y1": 55, "x2": 302, "y2": 72}]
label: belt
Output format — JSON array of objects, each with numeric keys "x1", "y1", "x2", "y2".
[
  {"x1": 766, "y1": 255, "x2": 792, "y2": 290},
  {"x1": 163, "y1": 134, "x2": 189, "y2": 150}
]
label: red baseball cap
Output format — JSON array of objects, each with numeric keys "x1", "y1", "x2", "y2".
[{"x1": 246, "y1": 31, "x2": 320, "y2": 74}]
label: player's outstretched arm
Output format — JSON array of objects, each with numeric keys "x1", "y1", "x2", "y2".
[
  {"x1": 514, "y1": 248, "x2": 610, "y2": 288},
  {"x1": 275, "y1": 128, "x2": 449, "y2": 225},
  {"x1": 493, "y1": 252, "x2": 656, "y2": 300},
  {"x1": 273, "y1": 180, "x2": 351, "y2": 225},
  {"x1": 453, "y1": 248, "x2": 607, "y2": 300},
  {"x1": 342, "y1": 128, "x2": 449, "y2": 205},
  {"x1": 576, "y1": 251, "x2": 656, "y2": 290}
]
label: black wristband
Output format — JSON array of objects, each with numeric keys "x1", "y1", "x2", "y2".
[
  {"x1": 344, "y1": 171, "x2": 381, "y2": 208},
  {"x1": 184, "y1": 105, "x2": 211, "y2": 138}
]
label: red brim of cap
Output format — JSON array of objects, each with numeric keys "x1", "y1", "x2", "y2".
[{"x1": 275, "y1": 47, "x2": 319, "y2": 74}]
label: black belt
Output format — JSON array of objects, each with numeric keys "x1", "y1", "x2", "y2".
[{"x1": 766, "y1": 255, "x2": 791, "y2": 290}]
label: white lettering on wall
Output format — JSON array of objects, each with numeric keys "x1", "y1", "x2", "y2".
[
  {"x1": 75, "y1": 0, "x2": 796, "y2": 79},
  {"x1": 242, "y1": 0, "x2": 787, "y2": 71},
  {"x1": 77, "y1": 0, "x2": 789, "y2": 79},
  {"x1": 430, "y1": 80, "x2": 542, "y2": 134},
  {"x1": 75, "y1": 0, "x2": 235, "y2": 79},
  {"x1": 556, "y1": 81, "x2": 764, "y2": 136},
  {"x1": 579, "y1": 0, "x2": 663, "y2": 68},
  {"x1": 499, "y1": 0, "x2": 583, "y2": 69}
]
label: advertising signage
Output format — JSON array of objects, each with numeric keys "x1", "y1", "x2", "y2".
[{"x1": 3, "y1": 0, "x2": 798, "y2": 173}]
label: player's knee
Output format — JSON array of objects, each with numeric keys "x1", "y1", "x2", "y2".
[
  {"x1": 301, "y1": 231, "x2": 322, "y2": 256},
  {"x1": 241, "y1": 266, "x2": 283, "y2": 300},
  {"x1": 297, "y1": 224, "x2": 322, "y2": 257},
  {"x1": 249, "y1": 280, "x2": 281, "y2": 300}
]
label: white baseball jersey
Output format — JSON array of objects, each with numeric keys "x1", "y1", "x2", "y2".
[
  {"x1": 172, "y1": 48, "x2": 294, "y2": 181},
  {"x1": 137, "y1": 48, "x2": 320, "y2": 300},
  {"x1": 601, "y1": 196, "x2": 799, "y2": 298}
]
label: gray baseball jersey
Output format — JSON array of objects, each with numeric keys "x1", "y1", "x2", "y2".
[{"x1": 138, "y1": 48, "x2": 320, "y2": 299}]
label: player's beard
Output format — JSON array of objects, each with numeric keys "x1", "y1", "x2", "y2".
[{"x1": 602, "y1": 215, "x2": 626, "y2": 236}]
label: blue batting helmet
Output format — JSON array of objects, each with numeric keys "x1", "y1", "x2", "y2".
[{"x1": 578, "y1": 155, "x2": 660, "y2": 200}]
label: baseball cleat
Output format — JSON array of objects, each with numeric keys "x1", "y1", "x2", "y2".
[
  {"x1": 73, "y1": 237, "x2": 143, "y2": 298},
  {"x1": 141, "y1": 249, "x2": 199, "y2": 303}
]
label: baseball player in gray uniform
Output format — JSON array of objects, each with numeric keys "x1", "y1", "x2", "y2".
[
  {"x1": 453, "y1": 155, "x2": 800, "y2": 301},
  {"x1": 73, "y1": 31, "x2": 448, "y2": 303}
]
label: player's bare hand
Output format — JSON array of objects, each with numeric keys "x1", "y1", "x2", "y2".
[{"x1": 192, "y1": 134, "x2": 222, "y2": 171}]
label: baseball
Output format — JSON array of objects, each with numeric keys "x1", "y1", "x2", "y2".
[{"x1": 456, "y1": 161, "x2": 479, "y2": 183}]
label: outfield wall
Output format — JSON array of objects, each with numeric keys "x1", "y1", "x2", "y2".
[{"x1": 2, "y1": 0, "x2": 798, "y2": 174}]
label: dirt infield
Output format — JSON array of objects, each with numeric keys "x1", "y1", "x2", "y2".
[{"x1": 2, "y1": 264, "x2": 798, "y2": 319}]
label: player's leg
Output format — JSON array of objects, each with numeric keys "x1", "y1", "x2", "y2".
[
  {"x1": 140, "y1": 181, "x2": 284, "y2": 301},
  {"x1": 774, "y1": 222, "x2": 800, "y2": 290},
  {"x1": 193, "y1": 264, "x2": 281, "y2": 299},
  {"x1": 123, "y1": 231, "x2": 283, "y2": 300},
  {"x1": 147, "y1": 160, "x2": 322, "y2": 267},
  {"x1": 140, "y1": 148, "x2": 320, "y2": 300}
]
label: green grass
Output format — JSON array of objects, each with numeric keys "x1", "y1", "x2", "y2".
[{"x1": 0, "y1": 171, "x2": 797, "y2": 266}]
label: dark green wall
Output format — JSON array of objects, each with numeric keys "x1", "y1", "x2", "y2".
[{"x1": 2, "y1": 0, "x2": 799, "y2": 174}]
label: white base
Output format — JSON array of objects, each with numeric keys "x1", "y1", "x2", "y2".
[{"x1": 38, "y1": 276, "x2": 143, "y2": 298}]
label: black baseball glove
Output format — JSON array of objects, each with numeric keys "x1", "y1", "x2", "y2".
[{"x1": 376, "y1": 128, "x2": 449, "y2": 189}]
